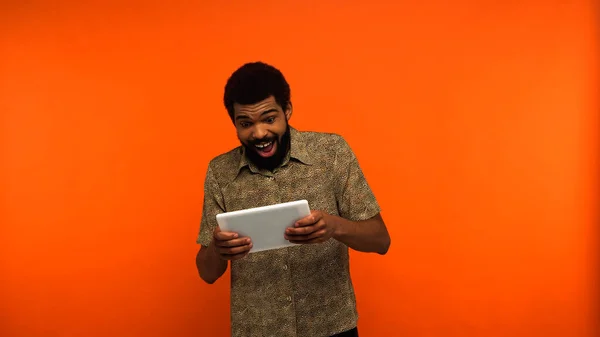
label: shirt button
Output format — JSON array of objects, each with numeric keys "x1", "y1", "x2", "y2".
[
  {"x1": 286, "y1": 296, "x2": 292, "y2": 302},
  {"x1": 283, "y1": 265, "x2": 288, "y2": 270}
]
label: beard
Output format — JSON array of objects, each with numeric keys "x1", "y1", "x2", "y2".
[{"x1": 242, "y1": 124, "x2": 291, "y2": 172}]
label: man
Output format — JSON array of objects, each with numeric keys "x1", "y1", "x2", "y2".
[{"x1": 195, "y1": 61, "x2": 391, "y2": 337}]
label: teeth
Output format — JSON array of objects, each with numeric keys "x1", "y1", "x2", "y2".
[{"x1": 256, "y1": 141, "x2": 272, "y2": 149}]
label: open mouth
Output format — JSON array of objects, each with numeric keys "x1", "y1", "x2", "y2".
[{"x1": 254, "y1": 140, "x2": 276, "y2": 157}]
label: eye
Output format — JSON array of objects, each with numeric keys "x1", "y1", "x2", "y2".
[
  {"x1": 265, "y1": 116, "x2": 276, "y2": 124},
  {"x1": 239, "y1": 121, "x2": 251, "y2": 128}
]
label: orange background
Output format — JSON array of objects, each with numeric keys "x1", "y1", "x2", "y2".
[{"x1": 1, "y1": 1, "x2": 598, "y2": 336}]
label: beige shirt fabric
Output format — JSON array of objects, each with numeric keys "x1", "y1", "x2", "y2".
[{"x1": 197, "y1": 127, "x2": 381, "y2": 337}]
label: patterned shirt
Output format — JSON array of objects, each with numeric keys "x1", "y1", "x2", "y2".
[{"x1": 197, "y1": 127, "x2": 381, "y2": 337}]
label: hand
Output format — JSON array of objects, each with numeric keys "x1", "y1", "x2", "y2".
[
  {"x1": 211, "y1": 227, "x2": 253, "y2": 260},
  {"x1": 284, "y1": 210, "x2": 337, "y2": 244}
]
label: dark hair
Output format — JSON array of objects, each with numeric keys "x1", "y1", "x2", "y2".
[{"x1": 223, "y1": 61, "x2": 291, "y2": 122}]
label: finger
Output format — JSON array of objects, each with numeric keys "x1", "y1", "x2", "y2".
[
  {"x1": 287, "y1": 218, "x2": 326, "y2": 236},
  {"x1": 285, "y1": 229, "x2": 327, "y2": 242},
  {"x1": 219, "y1": 243, "x2": 252, "y2": 257},
  {"x1": 214, "y1": 231, "x2": 239, "y2": 241},
  {"x1": 286, "y1": 225, "x2": 318, "y2": 236},
  {"x1": 288, "y1": 239, "x2": 321, "y2": 244},
  {"x1": 289, "y1": 230, "x2": 326, "y2": 244},
  {"x1": 218, "y1": 250, "x2": 249, "y2": 261},
  {"x1": 215, "y1": 237, "x2": 252, "y2": 248},
  {"x1": 219, "y1": 243, "x2": 253, "y2": 256},
  {"x1": 294, "y1": 211, "x2": 322, "y2": 227}
]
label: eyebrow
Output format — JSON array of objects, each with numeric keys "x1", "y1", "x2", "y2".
[{"x1": 235, "y1": 108, "x2": 278, "y2": 121}]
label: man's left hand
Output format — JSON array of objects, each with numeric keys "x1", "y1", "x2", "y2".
[{"x1": 284, "y1": 210, "x2": 337, "y2": 244}]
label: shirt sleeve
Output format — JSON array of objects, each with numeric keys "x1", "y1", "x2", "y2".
[
  {"x1": 196, "y1": 163, "x2": 225, "y2": 247},
  {"x1": 334, "y1": 136, "x2": 381, "y2": 221}
]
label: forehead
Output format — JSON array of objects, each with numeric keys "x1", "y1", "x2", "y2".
[{"x1": 233, "y1": 96, "x2": 282, "y2": 118}]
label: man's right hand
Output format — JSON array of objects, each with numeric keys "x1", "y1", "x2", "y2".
[{"x1": 211, "y1": 227, "x2": 253, "y2": 260}]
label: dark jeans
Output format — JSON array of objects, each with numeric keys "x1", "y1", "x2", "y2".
[{"x1": 330, "y1": 327, "x2": 358, "y2": 337}]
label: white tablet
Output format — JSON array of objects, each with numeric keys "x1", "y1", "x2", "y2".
[{"x1": 215, "y1": 200, "x2": 311, "y2": 253}]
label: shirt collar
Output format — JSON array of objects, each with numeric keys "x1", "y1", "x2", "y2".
[{"x1": 237, "y1": 126, "x2": 312, "y2": 174}]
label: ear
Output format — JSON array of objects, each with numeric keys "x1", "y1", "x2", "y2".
[{"x1": 284, "y1": 102, "x2": 293, "y2": 120}]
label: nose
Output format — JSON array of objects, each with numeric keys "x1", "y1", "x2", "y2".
[{"x1": 252, "y1": 125, "x2": 268, "y2": 140}]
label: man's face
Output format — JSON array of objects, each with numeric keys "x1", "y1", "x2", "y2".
[{"x1": 233, "y1": 96, "x2": 292, "y2": 171}]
